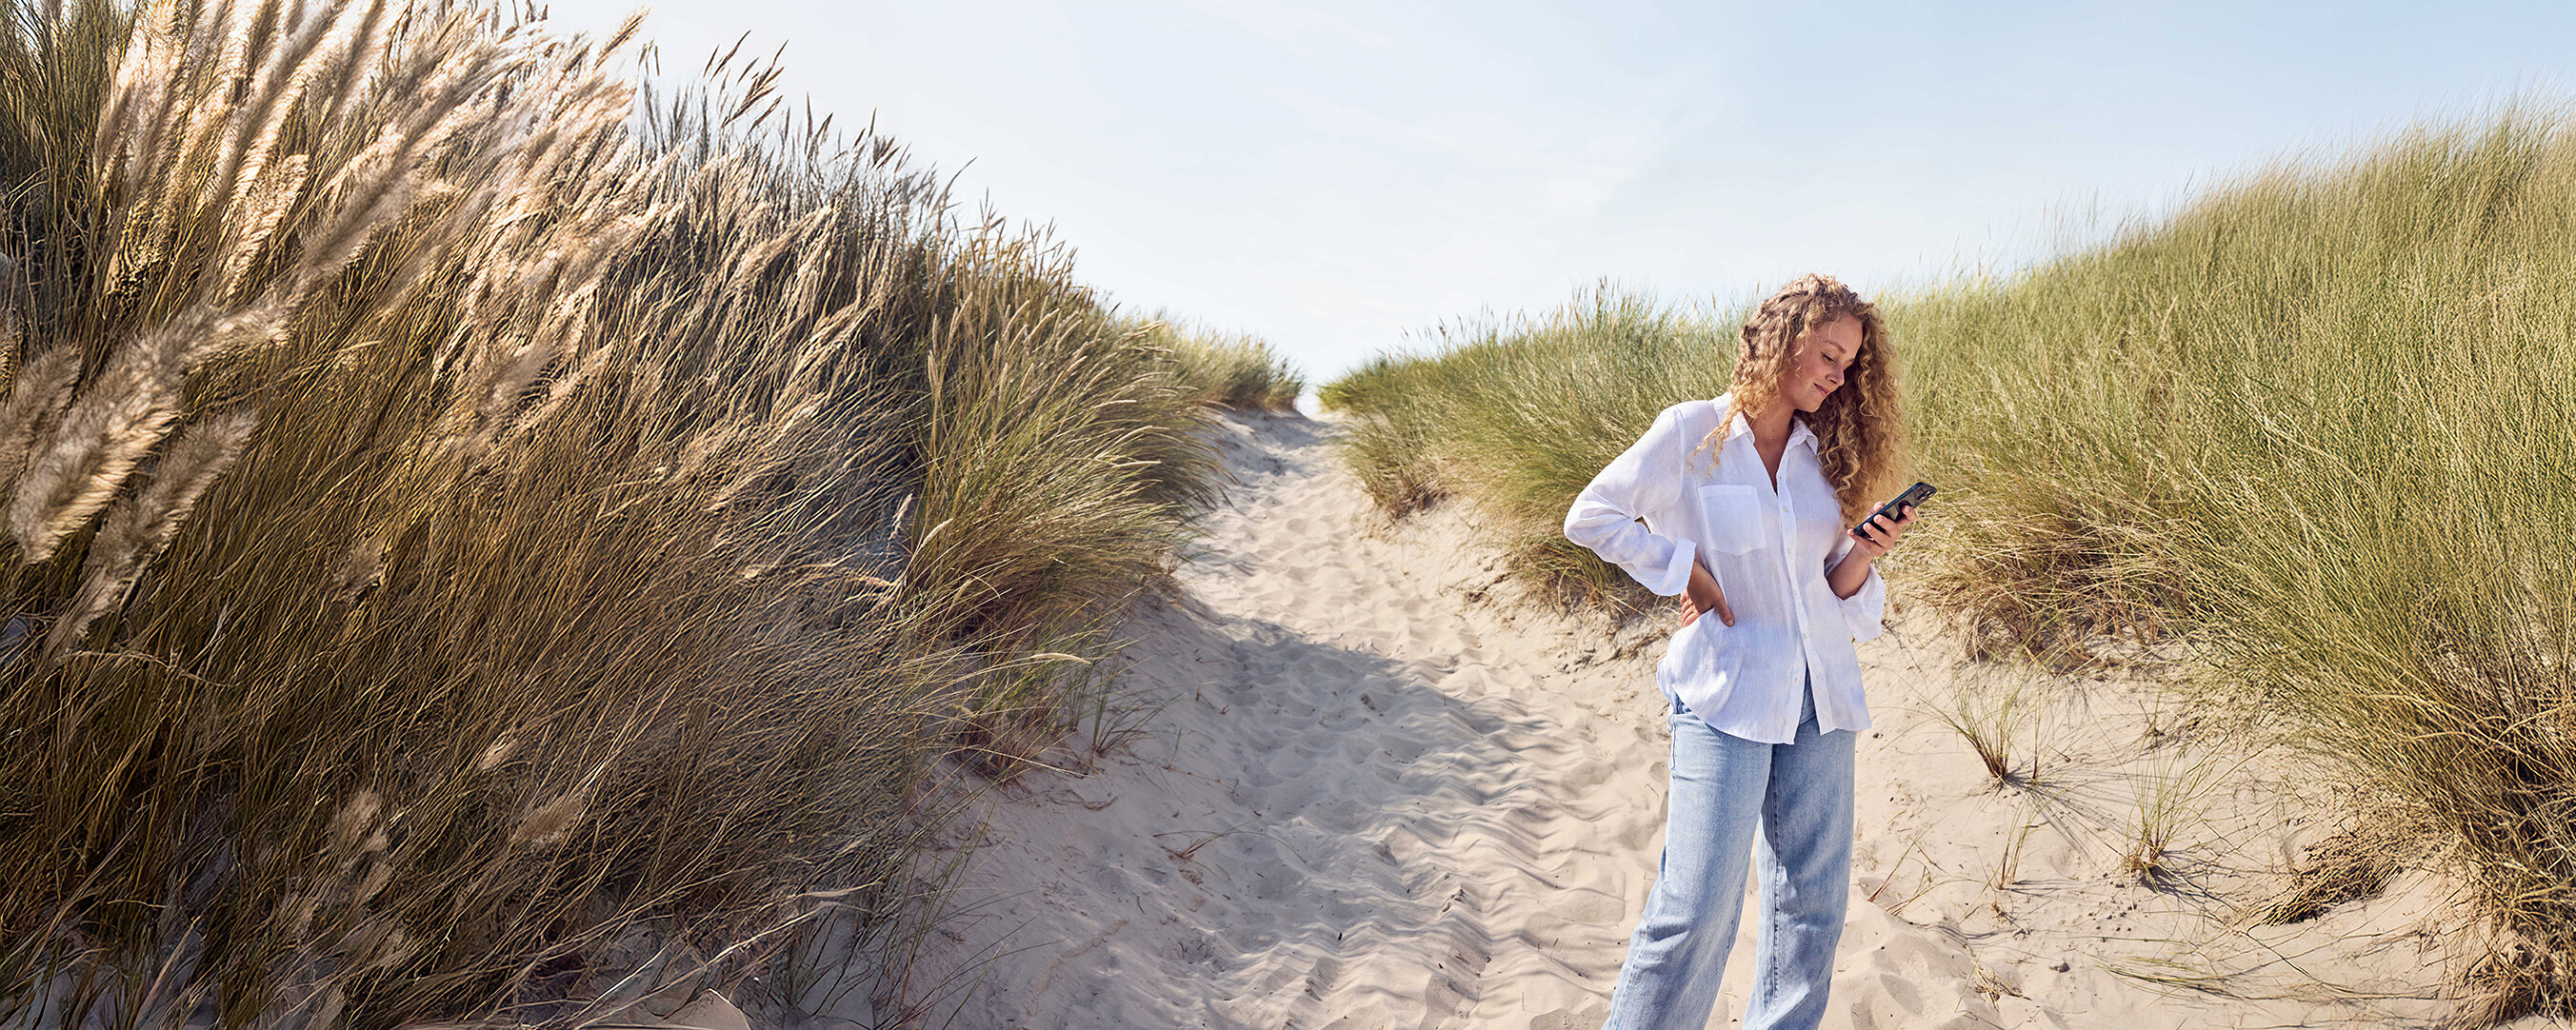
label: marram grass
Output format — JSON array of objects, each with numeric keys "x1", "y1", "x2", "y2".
[
  {"x1": 1325, "y1": 110, "x2": 2576, "y2": 1024},
  {"x1": 1901, "y1": 109, "x2": 2576, "y2": 1027},
  {"x1": 0, "y1": 0, "x2": 1241, "y2": 1026},
  {"x1": 1319, "y1": 286, "x2": 1732, "y2": 607},
  {"x1": 1128, "y1": 314, "x2": 1306, "y2": 412}
]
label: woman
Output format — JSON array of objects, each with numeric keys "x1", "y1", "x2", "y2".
[{"x1": 1564, "y1": 273, "x2": 1913, "y2": 1030}]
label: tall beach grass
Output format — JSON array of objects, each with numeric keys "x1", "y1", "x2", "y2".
[
  {"x1": 1899, "y1": 109, "x2": 2575, "y2": 1025},
  {"x1": 0, "y1": 0, "x2": 1248, "y2": 1025},
  {"x1": 1129, "y1": 314, "x2": 1306, "y2": 412},
  {"x1": 1324, "y1": 109, "x2": 2576, "y2": 1023},
  {"x1": 1318, "y1": 287, "x2": 1732, "y2": 606}
]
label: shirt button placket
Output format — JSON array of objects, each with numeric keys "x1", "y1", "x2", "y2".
[{"x1": 1780, "y1": 489, "x2": 1814, "y2": 735}]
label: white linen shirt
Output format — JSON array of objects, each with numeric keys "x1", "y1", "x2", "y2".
[{"x1": 1563, "y1": 393, "x2": 1887, "y2": 743}]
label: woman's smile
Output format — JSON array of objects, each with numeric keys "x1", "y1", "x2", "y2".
[{"x1": 1783, "y1": 313, "x2": 1862, "y2": 412}]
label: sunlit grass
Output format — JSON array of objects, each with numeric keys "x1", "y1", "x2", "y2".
[
  {"x1": 1130, "y1": 314, "x2": 1306, "y2": 412},
  {"x1": 1900, "y1": 107, "x2": 2576, "y2": 1026},
  {"x1": 1319, "y1": 287, "x2": 1732, "y2": 606},
  {"x1": 0, "y1": 0, "x2": 1235, "y2": 1024}
]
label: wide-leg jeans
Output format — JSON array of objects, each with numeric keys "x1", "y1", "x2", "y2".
[{"x1": 1600, "y1": 680, "x2": 1855, "y2": 1030}]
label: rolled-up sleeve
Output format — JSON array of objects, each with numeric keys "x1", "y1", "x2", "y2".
[
  {"x1": 1829, "y1": 545, "x2": 1888, "y2": 643},
  {"x1": 1564, "y1": 406, "x2": 1698, "y2": 597}
]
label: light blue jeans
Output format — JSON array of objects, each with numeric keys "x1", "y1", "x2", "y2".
[{"x1": 1600, "y1": 677, "x2": 1854, "y2": 1030}]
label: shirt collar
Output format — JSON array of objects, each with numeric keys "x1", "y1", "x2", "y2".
[{"x1": 1715, "y1": 394, "x2": 1821, "y2": 453}]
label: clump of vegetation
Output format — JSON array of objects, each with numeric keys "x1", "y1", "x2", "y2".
[
  {"x1": 1899, "y1": 109, "x2": 2575, "y2": 1024},
  {"x1": 1132, "y1": 315, "x2": 1305, "y2": 411},
  {"x1": 2262, "y1": 822, "x2": 2413, "y2": 926},
  {"x1": 1318, "y1": 287, "x2": 1731, "y2": 606},
  {"x1": 0, "y1": 0, "x2": 1225, "y2": 1025},
  {"x1": 1321, "y1": 109, "x2": 2576, "y2": 1024},
  {"x1": 1928, "y1": 672, "x2": 2039, "y2": 787},
  {"x1": 2117, "y1": 753, "x2": 2225, "y2": 890}
]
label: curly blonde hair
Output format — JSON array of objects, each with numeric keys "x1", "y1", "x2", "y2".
[{"x1": 1707, "y1": 273, "x2": 1906, "y2": 526}]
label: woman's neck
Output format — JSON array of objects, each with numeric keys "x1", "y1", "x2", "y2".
[
  {"x1": 1743, "y1": 400, "x2": 1797, "y2": 450},
  {"x1": 1739, "y1": 399, "x2": 1797, "y2": 487}
]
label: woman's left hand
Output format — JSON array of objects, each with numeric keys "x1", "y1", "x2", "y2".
[{"x1": 1848, "y1": 505, "x2": 1918, "y2": 561}]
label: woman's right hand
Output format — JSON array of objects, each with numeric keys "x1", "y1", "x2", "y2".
[{"x1": 1678, "y1": 559, "x2": 1734, "y2": 627}]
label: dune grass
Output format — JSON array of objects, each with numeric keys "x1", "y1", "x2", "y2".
[
  {"x1": 1323, "y1": 109, "x2": 2576, "y2": 1024},
  {"x1": 1132, "y1": 315, "x2": 1307, "y2": 412},
  {"x1": 1927, "y1": 671, "x2": 2037, "y2": 788},
  {"x1": 0, "y1": 1, "x2": 1229, "y2": 1025},
  {"x1": 1900, "y1": 109, "x2": 2576, "y2": 1025},
  {"x1": 1318, "y1": 287, "x2": 1732, "y2": 606}
]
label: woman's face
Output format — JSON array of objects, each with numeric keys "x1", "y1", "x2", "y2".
[{"x1": 1781, "y1": 314, "x2": 1861, "y2": 413}]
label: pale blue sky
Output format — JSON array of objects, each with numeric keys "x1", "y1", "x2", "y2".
[{"x1": 537, "y1": 0, "x2": 2576, "y2": 385}]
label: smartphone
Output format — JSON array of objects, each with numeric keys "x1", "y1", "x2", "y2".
[{"x1": 1850, "y1": 481, "x2": 1935, "y2": 540}]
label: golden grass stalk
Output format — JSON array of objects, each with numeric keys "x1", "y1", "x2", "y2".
[
  {"x1": 7, "y1": 303, "x2": 281, "y2": 561},
  {"x1": 43, "y1": 407, "x2": 257, "y2": 661},
  {"x1": 0, "y1": 346, "x2": 80, "y2": 495}
]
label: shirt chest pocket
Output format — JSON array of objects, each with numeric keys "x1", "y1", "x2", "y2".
[{"x1": 1696, "y1": 485, "x2": 1767, "y2": 555}]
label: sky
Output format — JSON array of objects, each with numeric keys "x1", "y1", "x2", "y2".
[{"x1": 532, "y1": 0, "x2": 2576, "y2": 386}]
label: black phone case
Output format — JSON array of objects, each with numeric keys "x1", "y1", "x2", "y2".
[{"x1": 1851, "y1": 482, "x2": 1935, "y2": 538}]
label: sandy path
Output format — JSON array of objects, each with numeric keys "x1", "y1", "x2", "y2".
[{"x1": 900, "y1": 410, "x2": 2519, "y2": 1030}]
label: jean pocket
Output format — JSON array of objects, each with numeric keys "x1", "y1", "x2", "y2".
[{"x1": 1697, "y1": 484, "x2": 1764, "y2": 555}]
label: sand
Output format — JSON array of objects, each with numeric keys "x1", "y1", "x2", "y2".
[{"x1": 886, "y1": 409, "x2": 2558, "y2": 1030}]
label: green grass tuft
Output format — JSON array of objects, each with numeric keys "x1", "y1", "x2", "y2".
[
  {"x1": 1130, "y1": 314, "x2": 1307, "y2": 411},
  {"x1": 1320, "y1": 286, "x2": 1733, "y2": 607}
]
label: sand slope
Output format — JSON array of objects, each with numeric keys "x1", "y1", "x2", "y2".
[{"x1": 902, "y1": 410, "x2": 2539, "y2": 1030}]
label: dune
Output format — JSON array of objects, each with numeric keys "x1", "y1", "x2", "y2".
[{"x1": 896, "y1": 410, "x2": 2552, "y2": 1030}]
